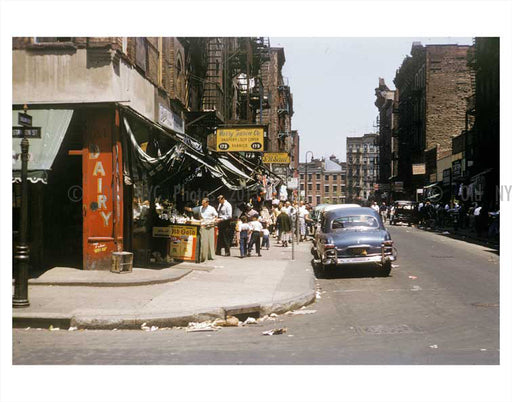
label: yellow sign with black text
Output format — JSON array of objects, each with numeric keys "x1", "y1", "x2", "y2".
[
  {"x1": 262, "y1": 153, "x2": 291, "y2": 164},
  {"x1": 216, "y1": 127, "x2": 264, "y2": 152}
]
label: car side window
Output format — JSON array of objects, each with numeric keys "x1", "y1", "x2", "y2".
[{"x1": 320, "y1": 215, "x2": 327, "y2": 232}]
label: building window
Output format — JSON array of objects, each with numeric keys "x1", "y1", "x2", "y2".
[
  {"x1": 308, "y1": 183, "x2": 312, "y2": 191},
  {"x1": 300, "y1": 173, "x2": 304, "y2": 180},
  {"x1": 308, "y1": 174, "x2": 312, "y2": 181},
  {"x1": 333, "y1": 185, "x2": 338, "y2": 194},
  {"x1": 300, "y1": 183, "x2": 304, "y2": 191},
  {"x1": 316, "y1": 183, "x2": 320, "y2": 191},
  {"x1": 325, "y1": 175, "x2": 329, "y2": 181},
  {"x1": 332, "y1": 175, "x2": 337, "y2": 181},
  {"x1": 308, "y1": 196, "x2": 313, "y2": 204},
  {"x1": 316, "y1": 195, "x2": 321, "y2": 205},
  {"x1": 316, "y1": 173, "x2": 320, "y2": 180}
]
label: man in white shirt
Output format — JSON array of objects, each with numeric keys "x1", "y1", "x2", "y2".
[
  {"x1": 199, "y1": 198, "x2": 217, "y2": 261},
  {"x1": 248, "y1": 216, "x2": 263, "y2": 257},
  {"x1": 216, "y1": 195, "x2": 233, "y2": 256},
  {"x1": 298, "y1": 201, "x2": 309, "y2": 241}
]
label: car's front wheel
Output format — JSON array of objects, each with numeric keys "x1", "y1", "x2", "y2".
[{"x1": 381, "y1": 261, "x2": 392, "y2": 277}]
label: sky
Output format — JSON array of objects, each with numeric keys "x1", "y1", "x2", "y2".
[{"x1": 271, "y1": 37, "x2": 473, "y2": 163}]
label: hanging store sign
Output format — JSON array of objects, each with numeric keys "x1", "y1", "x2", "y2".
[
  {"x1": 262, "y1": 153, "x2": 290, "y2": 164},
  {"x1": 159, "y1": 104, "x2": 185, "y2": 134},
  {"x1": 412, "y1": 163, "x2": 426, "y2": 175},
  {"x1": 452, "y1": 160, "x2": 462, "y2": 178},
  {"x1": 216, "y1": 126, "x2": 264, "y2": 152}
]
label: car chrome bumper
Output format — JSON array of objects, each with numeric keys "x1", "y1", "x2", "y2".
[{"x1": 322, "y1": 254, "x2": 396, "y2": 266}]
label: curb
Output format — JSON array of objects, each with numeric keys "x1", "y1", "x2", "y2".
[{"x1": 13, "y1": 290, "x2": 317, "y2": 330}]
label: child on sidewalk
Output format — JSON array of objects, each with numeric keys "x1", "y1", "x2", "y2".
[
  {"x1": 261, "y1": 223, "x2": 270, "y2": 250},
  {"x1": 237, "y1": 216, "x2": 251, "y2": 258}
]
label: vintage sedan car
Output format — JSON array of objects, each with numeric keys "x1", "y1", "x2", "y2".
[
  {"x1": 390, "y1": 200, "x2": 418, "y2": 226},
  {"x1": 312, "y1": 207, "x2": 396, "y2": 276},
  {"x1": 312, "y1": 204, "x2": 361, "y2": 245}
]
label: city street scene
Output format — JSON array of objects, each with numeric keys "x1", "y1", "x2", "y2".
[{"x1": 4, "y1": 2, "x2": 510, "y2": 402}]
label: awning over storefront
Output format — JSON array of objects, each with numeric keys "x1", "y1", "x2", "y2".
[
  {"x1": 122, "y1": 110, "x2": 257, "y2": 190},
  {"x1": 12, "y1": 109, "x2": 74, "y2": 184},
  {"x1": 217, "y1": 157, "x2": 252, "y2": 181}
]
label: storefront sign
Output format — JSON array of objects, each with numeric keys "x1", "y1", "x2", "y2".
[
  {"x1": 262, "y1": 153, "x2": 290, "y2": 164},
  {"x1": 159, "y1": 104, "x2": 185, "y2": 134},
  {"x1": 153, "y1": 226, "x2": 173, "y2": 238},
  {"x1": 412, "y1": 163, "x2": 426, "y2": 175},
  {"x1": 216, "y1": 126, "x2": 264, "y2": 152},
  {"x1": 452, "y1": 160, "x2": 462, "y2": 178}
]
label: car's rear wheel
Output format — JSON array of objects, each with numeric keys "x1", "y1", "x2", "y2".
[{"x1": 381, "y1": 261, "x2": 392, "y2": 277}]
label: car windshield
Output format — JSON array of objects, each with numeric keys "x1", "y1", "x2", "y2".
[{"x1": 331, "y1": 215, "x2": 379, "y2": 230}]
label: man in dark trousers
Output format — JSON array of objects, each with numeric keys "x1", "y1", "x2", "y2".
[{"x1": 215, "y1": 195, "x2": 233, "y2": 256}]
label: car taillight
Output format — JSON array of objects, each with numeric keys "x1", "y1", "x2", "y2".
[
  {"x1": 325, "y1": 244, "x2": 335, "y2": 250},
  {"x1": 383, "y1": 240, "x2": 393, "y2": 246}
]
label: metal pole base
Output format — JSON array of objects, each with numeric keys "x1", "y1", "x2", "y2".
[{"x1": 12, "y1": 298, "x2": 30, "y2": 308}]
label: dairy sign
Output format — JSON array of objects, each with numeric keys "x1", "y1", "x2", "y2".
[
  {"x1": 216, "y1": 126, "x2": 264, "y2": 152},
  {"x1": 262, "y1": 153, "x2": 290, "y2": 164}
]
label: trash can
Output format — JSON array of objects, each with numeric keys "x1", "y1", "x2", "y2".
[{"x1": 111, "y1": 251, "x2": 133, "y2": 273}]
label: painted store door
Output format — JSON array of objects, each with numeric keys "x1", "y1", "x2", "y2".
[{"x1": 82, "y1": 109, "x2": 123, "y2": 270}]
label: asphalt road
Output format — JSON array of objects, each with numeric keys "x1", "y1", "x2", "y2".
[{"x1": 12, "y1": 225, "x2": 499, "y2": 366}]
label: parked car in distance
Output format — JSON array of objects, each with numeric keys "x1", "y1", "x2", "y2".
[
  {"x1": 390, "y1": 200, "x2": 418, "y2": 226},
  {"x1": 312, "y1": 207, "x2": 396, "y2": 277}
]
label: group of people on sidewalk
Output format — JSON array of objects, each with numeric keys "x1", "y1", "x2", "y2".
[
  {"x1": 416, "y1": 200, "x2": 499, "y2": 238},
  {"x1": 212, "y1": 193, "x2": 314, "y2": 259},
  {"x1": 369, "y1": 199, "x2": 499, "y2": 239}
]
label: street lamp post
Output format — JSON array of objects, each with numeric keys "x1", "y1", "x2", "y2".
[
  {"x1": 304, "y1": 151, "x2": 314, "y2": 204},
  {"x1": 13, "y1": 105, "x2": 31, "y2": 307}
]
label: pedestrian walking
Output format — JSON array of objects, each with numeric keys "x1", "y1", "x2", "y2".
[
  {"x1": 298, "y1": 201, "x2": 308, "y2": 241},
  {"x1": 248, "y1": 215, "x2": 262, "y2": 257},
  {"x1": 276, "y1": 209, "x2": 292, "y2": 247},
  {"x1": 379, "y1": 202, "x2": 387, "y2": 223},
  {"x1": 237, "y1": 216, "x2": 251, "y2": 258},
  {"x1": 215, "y1": 195, "x2": 233, "y2": 256}
]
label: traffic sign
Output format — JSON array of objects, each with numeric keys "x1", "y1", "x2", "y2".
[{"x1": 12, "y1": 127, "x2": 41, "y2": 139}]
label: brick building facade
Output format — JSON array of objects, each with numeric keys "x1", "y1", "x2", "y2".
[
  {"x1": 374, "y1": 78, "x2": 398, "y2": 200},
  {"x1": 393, "y1": 42, "x2": 472, "y2": 199},
  {"x1": 298, "y1": 156, "x2": 346, "y2": 206},
  {"x1": 346, "y1": 134, "x2": 379, "y2": 203},
  {"x1": 261, "y1": 47, "x2": 298, "y2": 181}
]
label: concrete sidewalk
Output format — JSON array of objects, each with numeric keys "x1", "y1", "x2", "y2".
[{"x1": 12, "y1": 239, "x2": 316, "y2": 330}]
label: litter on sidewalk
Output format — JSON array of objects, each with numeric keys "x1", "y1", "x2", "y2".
[
  {"x1": 408, "y1": 275, "x2": 418, "y2": 280},
  {"x1": 243, "y1": 317, "x2": 258, "y2": 325},
  {"x1": 186, "y1": 321, "x2": 221, "y2": 332},
  {"x1": 285, "y1": 309, "x2": 317, "y2": 315},
  {"x1": 262, "y1": 328, "x2": 287, "y2": 336}
]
